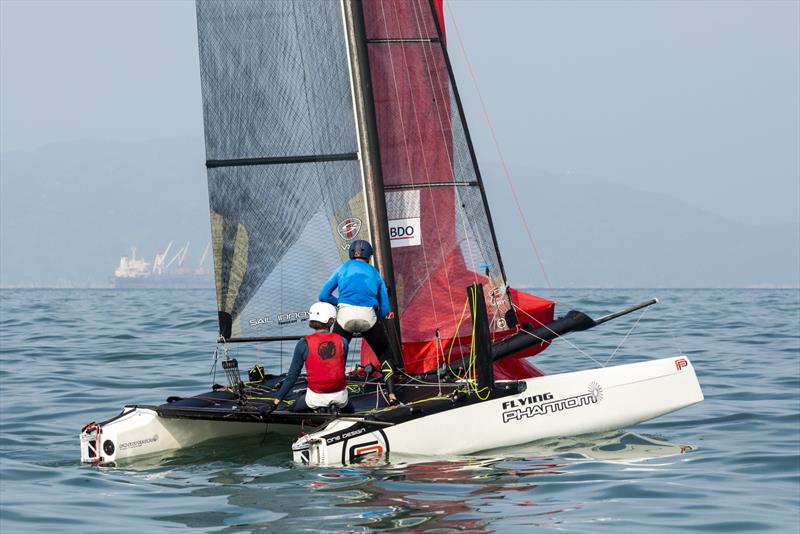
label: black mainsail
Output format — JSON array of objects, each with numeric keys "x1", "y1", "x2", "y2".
[{"x1": 197, "y1": 1, "x2": 377, "y2": 341}]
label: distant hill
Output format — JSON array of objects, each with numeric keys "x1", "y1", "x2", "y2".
[
  {"x1": 1, "y1": 138, "x2": 797, "y2": 288},
  {"x1": 482, "y1": 163, "x2": 800, "y2": 288}
]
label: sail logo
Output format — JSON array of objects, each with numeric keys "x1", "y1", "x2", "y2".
[
  {"x1": 675, "y1": 358, "x2": 688, "y2": 371},
  {"x1": 489, "y1": 286, "x2": 504, "y2": 305},
  {"x1": 249, "y1": 310, "x2": 309, "y2": 328},
  {"x1": 338, "y1": 218, "x2": 362, "y2": 242},
  {"x1": 388, "y1": 217, "x2": 421, "y2": 248}
]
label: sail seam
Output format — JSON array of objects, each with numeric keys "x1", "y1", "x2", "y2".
[{"x1": 206, "y1": 153, "x2": 358, "y2": 168}]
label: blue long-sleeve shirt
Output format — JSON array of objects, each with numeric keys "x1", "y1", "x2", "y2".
[
  {"x1": 274, "y1": 337, "x2": 350, "y2": 402},
  {"x1": 318, "y1": 259, "x2": 391, "y2": 318}
]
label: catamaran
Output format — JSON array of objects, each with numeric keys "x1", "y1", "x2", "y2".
[{"x1": 80, "y1": 0, "x2": 702, "y2": 466}]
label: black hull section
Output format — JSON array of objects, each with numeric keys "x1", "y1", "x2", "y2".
[{"x1": 145, "y1": 373, "x2": 524, "y2": 431}]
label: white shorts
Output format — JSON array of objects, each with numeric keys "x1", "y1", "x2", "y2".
[
  {"x1": 305, "y1": 388, "x2": 348, "y2": 409},
  {"x1": 336, "y1": 303, "x2": 377, "y2": 333}
]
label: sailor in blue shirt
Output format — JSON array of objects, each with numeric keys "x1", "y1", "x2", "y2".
[{"x1": 319, "y1": 239, "x2": 398, "y2": 404}]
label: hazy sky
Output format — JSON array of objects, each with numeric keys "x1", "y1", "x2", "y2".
[{"x1": 1, "y1": 0, "x2": 798, "y2": 226}]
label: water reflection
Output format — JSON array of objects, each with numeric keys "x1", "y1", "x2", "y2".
[
  {"x1": 490, "y1": 430, "x2": 694, "y2": 463},
  {"x1": 292, "y1": 430, "x2": 691, "y2": 531},
  {"x1": 331, "y1": 458, "x2": 565, "y2": 531},
  {"x1": 114, "y1": 430, "x2": 693, "y2": 531}
]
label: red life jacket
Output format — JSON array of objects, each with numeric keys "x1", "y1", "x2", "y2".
[{"x1": 305, "y1": 332, "x2": 347, "y2": 394}]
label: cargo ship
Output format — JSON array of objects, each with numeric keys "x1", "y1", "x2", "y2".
[{"x1": 114, "y1": 242, "x2": 213, "y2": 289}]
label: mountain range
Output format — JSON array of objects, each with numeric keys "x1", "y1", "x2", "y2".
[{"x1": 1, "y1": 138, "x2": 797, "y2": 288}]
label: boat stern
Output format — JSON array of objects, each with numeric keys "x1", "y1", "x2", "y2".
[
  {"x1": 80, "y1": 406, "x2": 175, "y2": 464},
  {"x1": 292, "y1": 420, "x2": 389, "y2": 466}
]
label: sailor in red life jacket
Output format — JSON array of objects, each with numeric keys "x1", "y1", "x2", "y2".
[{"x1": 271, "y1": 302, "x2": 350, "y2": 412}]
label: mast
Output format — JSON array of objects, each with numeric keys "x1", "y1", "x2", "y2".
[{"x1": 342, "y1": 0, "x2": 400, "y2": 322}]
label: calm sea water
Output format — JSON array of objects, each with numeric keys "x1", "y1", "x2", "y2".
[{"x1": 1, "y1": 288, "x2": 798, "y2": 533}]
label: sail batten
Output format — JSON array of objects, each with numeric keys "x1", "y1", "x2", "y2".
[
  {"x1": 384, "y1": 181, "x2": 478, "y2": 190},
  {"x1": 366, "y1": 38, "x2": 441, "y2": 44},
  {"x1": 206, "y1": 153, "x2": 359, "y2": 168}
]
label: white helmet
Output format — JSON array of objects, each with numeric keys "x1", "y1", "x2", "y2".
[{"x1": 308, "y1": 302, "x2": 337, "y2": 323}]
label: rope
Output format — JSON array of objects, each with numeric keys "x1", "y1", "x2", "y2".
[
  {"x1": 374, "y1": 383, "x2": 384, "y2": 410},
  {"x1": 246, "y1": 396, "x2": 294, "y2": 405},
  {"x1": 445, "y1": 297, "x2": 470, "y2": 378},
  {"x1": 466, "y1": 285, "x2": 491, "y2": 400},
  {"x1": 435, "y1": 329, "x2": 443, "y2": 395},
  {"x1": 355, "y1": 393, "x2": 456, "y2": 415}
]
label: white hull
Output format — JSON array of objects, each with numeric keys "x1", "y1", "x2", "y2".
[
  {"x1": 81, "y1": 356, "x2": 702, "y2": 465},
  {"x1": 292, "y1": 356, "x2": 703, "y2": 465},
  {"x1": 79, "y1": 406, "x2": 296, "y2": 464}
]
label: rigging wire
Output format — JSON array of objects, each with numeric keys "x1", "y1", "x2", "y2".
[
  {"x1": 605, "y1": 305, "x2": 650, "y2": 366},
  {"x1": 513, "y1": 299, "x2": 652, "y2": 369},
  {"x1": 512, "y1": 302, "x2": 605, "y2": 368},
  {"x1": 407, "y1": 0, "x2": 484, "y2": 289},
  {"x1": 210, "y1": 337, "x2": 229, "y2": 386},
  {"x1": 443, "y1": 0, "x2": 555, "y2": 294}
]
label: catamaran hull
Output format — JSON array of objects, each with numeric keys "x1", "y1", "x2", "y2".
[
  {"x1": 292, "y1": 356, "x2": 703, "y2": 465},
  {"x1": 79, "y1": 406, "x2": 296, "y2": 464},
  {"x1": 80, "y1": 356, "x2": 701, "y2": 465}
]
